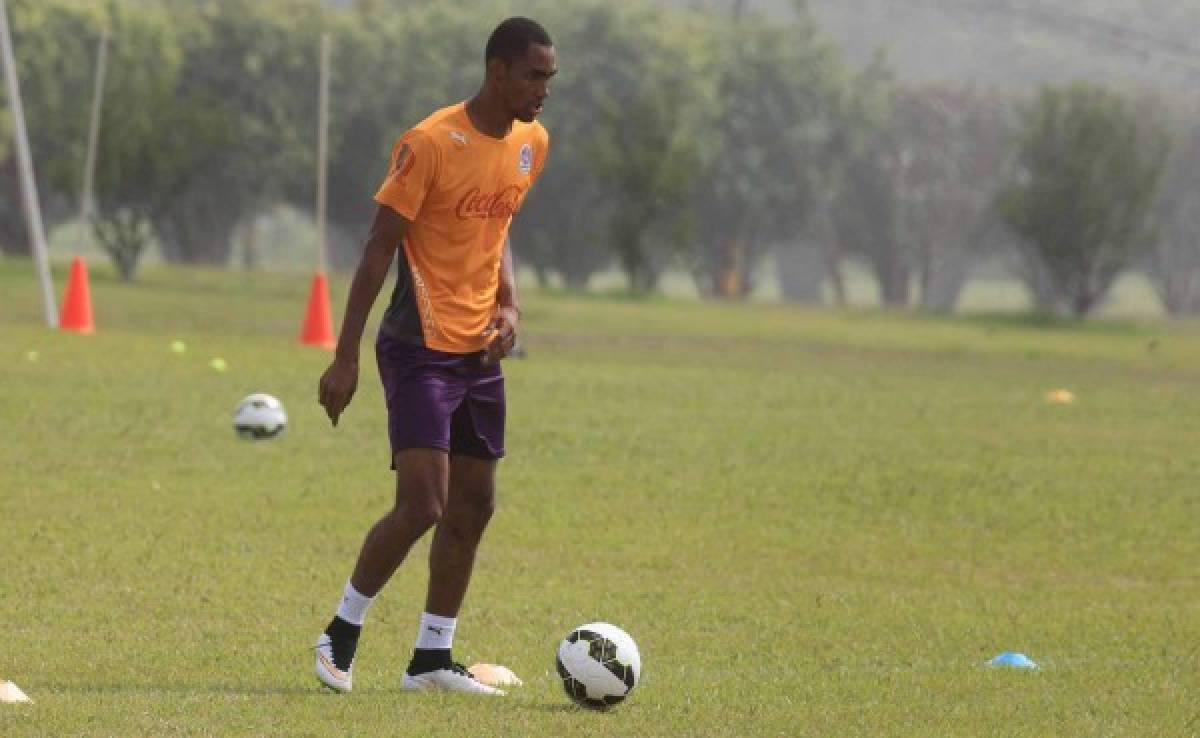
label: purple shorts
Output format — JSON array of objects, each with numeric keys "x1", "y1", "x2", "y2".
[{"x1": 375, "y1": 332, "x2": 506, "y2": 465}]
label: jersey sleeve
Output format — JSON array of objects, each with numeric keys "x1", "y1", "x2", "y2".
[
  {"x1": 375, "y1": 129, "x2": 439, "y2": 221},
  {"x1": 530, "y1": 126, "x2": 550, "y2": 185}
]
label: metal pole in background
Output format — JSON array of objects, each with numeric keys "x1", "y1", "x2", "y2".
[
  {"x1": 316, "y1": 32, "x2": 330, "y2": 273},
  {"x1": 0, "y1": 0, "x2": 58, "y2": 327},
  {"x1": 299, "y1": 32, "x2": 336, "y2": 350},
  {"x1": 78, "y1": 28, "x2": 109, "y2": 252}
]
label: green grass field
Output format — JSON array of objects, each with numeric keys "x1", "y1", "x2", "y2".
[{"x1": 2, "y1": 258, "x2": 1198, "y2": 736}]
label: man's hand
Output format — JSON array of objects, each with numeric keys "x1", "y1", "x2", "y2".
[
  {"x1": 318, "y1": 355, "x2": 359, "y2": 426},
  {"x1": 482, "y1": 306, "x2": 519, "y2": 366}
]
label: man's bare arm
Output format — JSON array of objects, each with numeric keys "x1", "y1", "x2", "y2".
[
  {"x1": 484, "y1": 237, "x2": 520, "y2": 365},
  {"x1": 498, "y1": 237, "x2": 518, "y2": 312},
  {"x1": 318, "y1": 205, "x2": 409, "y2": 425}
]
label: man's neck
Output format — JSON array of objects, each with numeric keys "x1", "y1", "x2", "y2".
[{"x1": 465, "y1": 93, "x2": 514, "y2": 139}]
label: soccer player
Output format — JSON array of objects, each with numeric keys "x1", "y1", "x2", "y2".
[{"x1": 313, "y1": 17, "x2": 554, "y2": 695}]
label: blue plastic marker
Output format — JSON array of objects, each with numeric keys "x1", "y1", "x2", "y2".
[{"x1": 988, "y1": 651, "x2": 1038, "y2": 669}]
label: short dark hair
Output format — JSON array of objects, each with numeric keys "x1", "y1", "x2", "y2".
[{"x1": 485, "y1": 17, "x2": 552, "y2": 65}]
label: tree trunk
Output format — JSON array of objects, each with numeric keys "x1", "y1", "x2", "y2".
[
  {"x1": 919, "y1": 243, "x2": 973, "y2": 312},
  {"x1": 875, "y1": 252, "x2": 911, "y2": 306},
  {"x1": 775, "y1": 241, "x2": 826, "y2": 304},
  {"x1": 563, "y1": 269, "x2": 589, "y2": 291},
  {"x1": 238, "y1": 218, "x2": 259, "y2": 271},
  {"x1": 823, "y1": 240, "x2": 848, "y2": 307},
  {"x1": 0, "y1": 166, "x2": 30, "y2": 256},
  {"x1": 159, "y1": 216, "x2": 238, "y2": 265},
  {"x1": 714, "y1": 236, "x2": 745, "y2": 299},
  {"x1": 156, "y1": 187, "x2": 243, "y2": 265},
  {"x1": 1014, "y1": 249, "x2": 1060, "y2": 313},
  {"x1": 1070, "y1": 291, "x2": 1096, "y2": 317},
  {"x1": 532, "y1": 262, "x2": 550, "y2": 289}
]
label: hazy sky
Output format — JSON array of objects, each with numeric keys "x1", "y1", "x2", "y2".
[{"x1": 680, "y1": 0, "x2": 1200, "y2": 90}]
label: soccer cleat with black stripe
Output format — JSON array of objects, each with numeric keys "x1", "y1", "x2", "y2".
[{"x1": 314, "y1": 617, "x2": 360, "y2": 692}]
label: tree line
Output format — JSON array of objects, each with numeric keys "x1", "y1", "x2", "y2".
[{"x1": 2, "y1": 0, "x2": 1198, "y2": 316}]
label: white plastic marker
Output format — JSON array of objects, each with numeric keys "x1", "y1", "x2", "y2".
[
  {"x1": 467, "y1": 663, "x2": 523, "y2": 688},
  {"x1": 0, "y1": 680, "x2": 32, "y2": 703}
]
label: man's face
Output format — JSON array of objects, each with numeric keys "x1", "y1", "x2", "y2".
[{"x1": 495, "y1": 43, "x2": 557, "y2": 123}]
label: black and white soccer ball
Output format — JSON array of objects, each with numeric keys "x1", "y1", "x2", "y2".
[
  {"x1": 233, "y1": 393, "x2": 287, "y2": 440},
  {"x1": 556, "y1": 622, "x2": 641, "y2": 709}
]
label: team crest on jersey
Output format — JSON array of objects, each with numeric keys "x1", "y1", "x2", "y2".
[
  {"x1": 393, "y1": 143, "x2": 415, "y2": 181},
  {"x1": 518, "y1": 143, "x2": 533, "y2": 174},
  {"x1": 449, "y1": 131, "x2": 468, "y2": 147}
]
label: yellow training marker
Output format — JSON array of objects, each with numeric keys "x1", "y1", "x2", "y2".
[{"x1": 1045, "y1": 389, "x2": 1076, "y2": 405}]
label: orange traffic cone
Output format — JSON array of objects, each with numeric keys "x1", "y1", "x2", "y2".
[
  {"x1": 60, "y1": 256, "x2": 95, "y2": 334},
  {"x1": 300, "y1": 271, "x2": 336, "y2": 350}
]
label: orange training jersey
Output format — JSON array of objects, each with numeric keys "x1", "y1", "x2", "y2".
[{"x1": 375, "y1": 102, "x2": 549, "y2": 353}]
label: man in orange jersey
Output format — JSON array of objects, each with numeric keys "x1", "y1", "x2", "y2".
[{"x1": 313, "y1": 17, "x2": 554, "y2": 695}]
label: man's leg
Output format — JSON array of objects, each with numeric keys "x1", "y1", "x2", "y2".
[
  {"x1": 426, "y1": 455, "x2": 497, "y2": 615},
  {"x1": 315, "y1": 449, "x2": 448, "y2": 692},
  {"x1": 400, "y1": 454, "x2": 503, "y2": 695},
  {"x1": 350, "y1": 449, "x2": 449, "y2": 596}
]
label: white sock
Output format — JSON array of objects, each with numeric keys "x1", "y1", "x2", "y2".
[
  {"x1": 415, "y1": 612, "x2": 457, "y2": 650},
  {"x1": 335, "y1": 581, "x2": 374, "y2": 626}
]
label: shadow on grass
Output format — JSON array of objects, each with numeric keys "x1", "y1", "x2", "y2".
[
  {"x1": 526, "y1": 701, "x2": 593, "y2": 714},
  {"x1": 947, "y1": 309, "x2": 1155, "y2": 336},
  {"x1": 35, "y1": 684, "x2": 605, "y2": 712},
  {"x1": 34, "y1": 683, "x2": 327, "y2": 697}
]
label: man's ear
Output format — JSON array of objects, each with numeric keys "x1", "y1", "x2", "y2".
[{"x1": 486, "y1": 57, "x2": 508, "y2": 85}]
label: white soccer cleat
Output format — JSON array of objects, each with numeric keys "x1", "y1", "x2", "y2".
[
  {"x1": 402, "y1": 664, "x2": 505, "y2": 696},
  {"x1": 315, "y1": 633, "x2": 353, "y2": 693}
]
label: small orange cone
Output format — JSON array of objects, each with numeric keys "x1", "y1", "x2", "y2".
[
  {"x1": 300, "y1": 271, "x2": 336, "y2": 350},
  {"x1": 60, "y1": 256, "x2": 95, "y2": 334}
]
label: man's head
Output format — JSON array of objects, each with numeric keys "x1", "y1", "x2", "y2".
[{"x1": 484, "y1": 17, "x2": 556, "y2": 123}]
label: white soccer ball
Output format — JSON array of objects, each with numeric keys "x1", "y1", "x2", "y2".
[
  {"x1": 556, "y1": 622, "x2": 641, "y2": 709},
  {"x1": 233, "y1": 393, "x2": 287, "y2": 440}
]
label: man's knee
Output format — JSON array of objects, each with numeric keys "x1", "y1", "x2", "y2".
[
  {"x1": 442, "y1": 493, "x2": 495, "y2": 541},
  {"x1": 390, "y1": 493, "x2": 444, "y2": 533},
  {"x1": 389, "y1": 449, "x2": 449, "y2": 534}
]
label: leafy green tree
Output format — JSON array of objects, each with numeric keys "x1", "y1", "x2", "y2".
[
  {"x1": 1147, "y1": 109, "x2": 1200, "y2": 315},
  {"x1": 322, "y1": 0, "x2": 714, "y2": 293},
  {"x1": 785, "y1": 52, "x2": 892, "y2": 306},
  {"x1": 0, "y1": 0, "x2": 100, "y2": 256},
  {"x1": 317, "y1": 0, "x2": 493, "y2": 268},
  {"x1": 827, "y1": 58, "x2": 917, "y2": 305},
  {"x1": 152, "y1": 0, "x2": 321, "y2": 265},
  {"x1": 998, "y1": 83, "x2": 1168, "y2": 316},
  {"x1": 692, "y1": 2, "x2": 840, "y2": 300},
  {"x1": 891, "y1": 86, "x2": 1011, "y2": 311},
  {"x1": 828, "y1": 78, "x2": 1012, "y2": 309},
  {"x1": 89, "y1": 1, "x2": 184, "y2": 280},
  {"x1": 510, "y1": 0, "x2": 640, "y2": 289},
  {"x1": 582, "y1": 3, "x2": 709, "y2": 293}
]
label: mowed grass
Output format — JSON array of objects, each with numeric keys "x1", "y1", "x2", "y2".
[{"x1": 1, "y1": 259, "x2": 1198, "y2": 737}]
